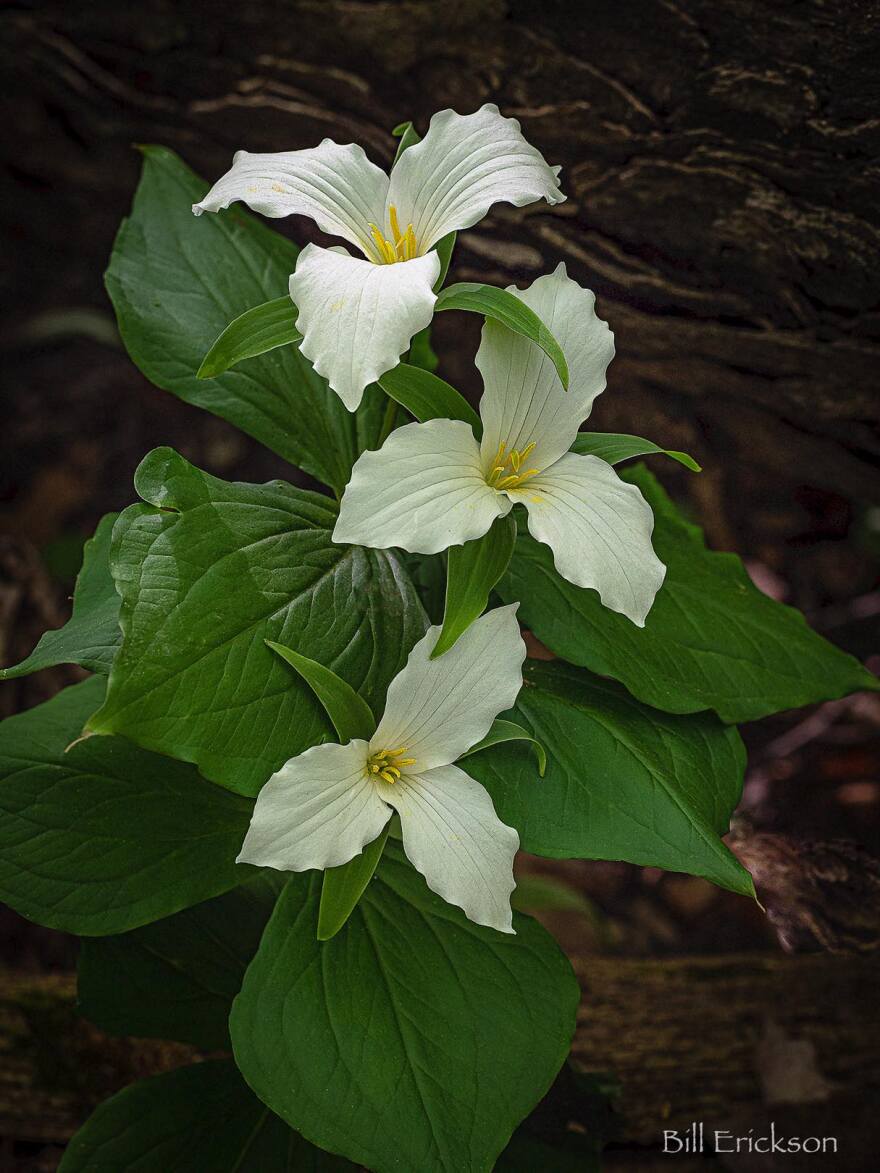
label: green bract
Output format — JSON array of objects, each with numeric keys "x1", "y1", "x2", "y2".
[
  {"x1": 503, "y1": 466, "x2": 878, "y2": 723},
  {"x1": 231, "y1": 844, "x2": 580, "y2": 1173},
  {"x1": 0, "y1": 679, "x2": 252, "y2": 935},
  {"x1": 86, "y1": 447, "x2": 426, "y2": 797},
  {"x1": 1, "y1": 108, "x2": 875, "y2": 1173}
]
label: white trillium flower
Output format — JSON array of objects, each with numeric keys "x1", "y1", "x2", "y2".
[
  {"x1": 333, "y1": 264, "x2": 667, "y2": 626},
  {"x1": 237, "y1": 606, "x2": 525, "y2": 934},
  {"x1": 193, "y1": 105, "x2": 564, "y2": 411}
]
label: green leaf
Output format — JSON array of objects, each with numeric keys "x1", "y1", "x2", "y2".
[
  {"x1": 465, "y1": 661, "x2": 754, "y2": 897},
  {"x1": 87, "y1": 448, "x2": 426, "y2": 796},
  {"x1": 402, "y1": 550, "x2": 447, "y2": 624},
  {"x1": 378, "y1": 362, "x2": 480, "y2": 430},
  {"x1": 392, "y1": 119, "x2": 421, "y2": 163},
  {"x1": 231, "y1": 841, "x2": 580, "y2": 1173},
  {"x1": 571, "y1": 431, "x2": 701, "y2": 472},
  {"x1": 433, "y1": 514, "x2": 516, "y2": 657},
  {"x1": 0, "y1": 678, "x2": 252, "y2": 935},
  {"x1": 433, "y1": 230, "x2": 457, "y2": 290},
  {"x1": 461, "y1": 717, "x2": 546, "y2": 776},
  {"x1": 435, "y1": 282, "x2": 570, "y2": 390},
  {"x1": 1, "y1": 514, "x2": 121, "y2": 680},
  {"x1": 77, "y1": 873, "x2": 284, "y2": 1049},
  {"x1": 407, "y1": 325, "x2": 439, "y2": 372},
  {"x1": 197, "y1": 295, "x2": 302, "y2": 379},
  {"x1": 504, "y1": 466, "x2": 878, "y2": 722},
  {"x1": 59, "y1": 1059, "x2": 354, "y2": 1172},
  {"x1": 105, "y1": 145, "x2": 384, "y2": 495},
  {"x1": 266, "y1": 641, "x2": 376, "y2": 743},
  {"x1": 317, "y1": 823, "x2": 390, "y2": 941}
]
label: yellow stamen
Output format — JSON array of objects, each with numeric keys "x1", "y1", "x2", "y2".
[
  {"x1": 366, "y1": 745, "x2": 415, "y2": 785},
  {"x1": 367, "y1": 207, "x2": 418, "y2": 264},
  {"x1": 486, "y1": 441, "x2": 541, "y2": 491},
  {"x1": 389, "y1": 204, "x2": 403, "y2": 245}
]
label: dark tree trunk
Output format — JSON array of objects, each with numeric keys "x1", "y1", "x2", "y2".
[
  {"x1": 3, "y1": 955, "x2": 879, "y2": 1168},
  {"x1": 2, "y1": 1, "x2": 879, "y2": 500}
]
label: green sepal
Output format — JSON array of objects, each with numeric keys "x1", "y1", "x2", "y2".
[
  {"x1": 407, "y1": 326, "x2": 439, "y2": 372},
  {"x1": 432, "y1": 514, "x2": 516, "y2": 658},
  {"x1": 378, "y1": 362, "x2": 481, "y2": 430},
  {"x1": 197, "y1": 295, "x2": 301, "y2": 379},
  {"x1": 435, "y1": 282, "x2": 570, "y2": 390},
  {"x1": 392, "y1": 119, "x2": 421, "y2": 163},
  {"x1": 461, "y1": 718, "x2": 546, "y2": 776},
  {"x1": 572, "y1": 431, "x2": 701, "y2": 472},
  {"x1": 317, "y1": 824, "x2": 391, "y2": 942},
  {"x1": 433, "y1": 231, "x2": 456, "y2": 290},
  {"x1": 266, "y1": 640, "x2": 376, "y2": 743}
]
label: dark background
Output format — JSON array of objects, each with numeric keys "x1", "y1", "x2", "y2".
[{"x1": 1, "y1": 1, "x2": 879, "y2": 1169}]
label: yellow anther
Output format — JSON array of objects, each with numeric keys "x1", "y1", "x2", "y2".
[
  {"x1": 389, "y1": 204, "x2": 403, "y2": 244},
  {"x1": 367, "y1": 208, "x2": 418, "y2": 264},
  {"x1": 486, "y1": 440, "x2": 541, "y2": 491},
  {"x1": 366, "y1": 745, "x2": 415, "y2": 785}
]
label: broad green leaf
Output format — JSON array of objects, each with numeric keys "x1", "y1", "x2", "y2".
[
  {"x1": 59, "y1": 1059, "x2": 354, "y2": 1172},
  {"x1": 466, "y1": 661, "x2": 754, "y2": 896},
  {"x1": 265, "y1": 641, "x2": 376, "y2": 743},
  {"x1": 461, "y1": 717, "x2": 546, "y2": 776},
  {"x1": 503, "y1": 466, "x2": 878, "y2": 722},
  {"x1": 433, "y1": 514, "x2": 516, "y2": 657},
  {"x1": 571, "y1": 431, "x2": 700, "y2": 472},
  {"x1": 317, "y1": 823, "x2": 390, "y2": 941},
  {"x1": 87, "y1": 448, "x2": 426, "y2": 796},
  {"x1": 0, "y1": 678, "x2": 251, "y2": 935},
  {"x1": 435, "y1": 282, "x2": 570, "y2": 390},
  {"x1": 77, "y1": 873, "x2": 284, "y2": 1049},
  {"x1": 378, "y1": 362, "x2": 480, "y2": 430},
  {"x1": 197, "y1": 296, "x2": 301, "y2": 379},
  {"x1": 105, "y1": 146, "x2": 384, "y2": 494},
  {"x1": 231, "y1": 841, "x2": 580, "y2": 1173},
  {"x1": 1, "y1": 513, "x2": 121, "y2": 680}
]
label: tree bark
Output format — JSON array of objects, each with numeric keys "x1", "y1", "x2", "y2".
[
  {"x1": 2, "y1": 1, "x2": 879, "y2": 500},
  {"x1": 2, "y1": 954, "x2": 879, "y2": 1167}
]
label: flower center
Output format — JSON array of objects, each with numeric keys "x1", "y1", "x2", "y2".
[
  {"x1": 366, "y1": 745, "x2": 416, "y2": 784},
  {"x1": 368, "y1": 205, "x2": 419, "y2": 264},
  {"x1": 486, "y1": 441, "x2": 541, "y2": 491}
]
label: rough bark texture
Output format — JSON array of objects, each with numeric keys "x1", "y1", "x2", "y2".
[
  {"x1": 2, "y1": 1, "x2": 879, "y2": 502},
  {"x1": 2, "y1": 954, "x2": 879, "y2": 1168}
]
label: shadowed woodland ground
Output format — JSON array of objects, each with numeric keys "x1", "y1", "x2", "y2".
[{"x1": 1, "y1": 2, "x2": 879, "y2": 1169}]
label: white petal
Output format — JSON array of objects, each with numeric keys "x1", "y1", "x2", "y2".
[
  {"x1": 387, "y1": 104, "x2": 564, "y2": 252},
  {"x1": 515, "y1": 452, "x2": 666, "y2": 626},
  {"x1": 378, "y1": 764, "x2": 518, "y2": 933},
  {"x1": 371, "y1": 605, "x2": 525, "y2": 771},
  {"x1": 334, "y1": 418, "x2": 507, "y2": 554},
  {"x1": 478, "y1": 263, "x2": 616, "y2": 473},
  {"x1": 289, "y1": 245, "x2": 440, "y2": 410},
  {"x1": 192, "y1": 140, "x2": 389, "y2": 257},
  {"x1": 236, "y1": 740, "x2": 391, "y2": 872}
]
